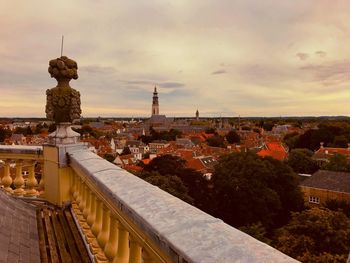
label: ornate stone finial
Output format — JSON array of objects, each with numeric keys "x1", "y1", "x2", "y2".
[
  {"x1": 46, "y1": 56, "x2": 81, "y2": 144},
  {"x1": 46, "y1": 56, "x2": 81, "y2": 123}
]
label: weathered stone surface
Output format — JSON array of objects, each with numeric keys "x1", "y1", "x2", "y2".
[
  {"x1": 68, "y1": 148, "x2": 299, "y2": 263},
  {"x1": 46, "y1": 56, "x2": 81, "y2": 123}
]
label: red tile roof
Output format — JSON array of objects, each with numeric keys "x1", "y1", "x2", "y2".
[
  {"x1": 186, "y1": 158, "x2": 206, "y2": 172},
  {"x1": 257, "y1": 142, "x2": 288, "y2": 161}
]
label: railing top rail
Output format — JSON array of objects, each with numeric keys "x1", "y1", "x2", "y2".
[
  {"x1": 0, "y1": 145, "x2": 43, "y2": 155},
  {"x1": 68, "y1": 148, "x2": 298, "y2": 263}
]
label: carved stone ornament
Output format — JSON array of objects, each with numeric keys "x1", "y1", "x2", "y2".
[{"x1": 45, "y1": 56, "x2": 81, "y2": 123}]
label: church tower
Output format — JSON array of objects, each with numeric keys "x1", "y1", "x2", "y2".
[
  {"x1": 196, "y1": 109, "x2": 199, "y2": 121},
  {"x1": 152, "y1": 86, "x2": 159, "y2": 116}
]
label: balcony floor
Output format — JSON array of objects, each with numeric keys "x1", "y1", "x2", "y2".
[{"x1": 36, "y1": 205, "x2": 91, "y2": 263}]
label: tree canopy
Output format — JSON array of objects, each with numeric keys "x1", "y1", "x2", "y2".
[
  {"x1": 225, "y1": 130, "x2": 240, "y2": 144},
  {"x1": 140, "y1": 155, "x2": 209, "y2": 208},
  {"x1": 323, "y1": 154, "x2": 350, "y2": 172},
  {"x1": 206, "y1": 135, "x2": 225, "y2": 148},
  {"x1": 275, "y1": 207, "x2": 350, "y2": 263},
  {"x1": 211, "y1": 152, "x2": 303, "y2": 230},
  {"x1": 288, "y1": 122, "x2": 350, "y2": 151},
  {"x1": 285, "y1": 148, "x2": 319, "y2": 174}
]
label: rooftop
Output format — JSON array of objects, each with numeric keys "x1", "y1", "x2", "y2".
[{"x1": 301, "y1": 170, "x2": 350, "y2": 193}]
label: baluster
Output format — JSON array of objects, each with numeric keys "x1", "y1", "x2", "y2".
[
  {"x1": 91, "y1": 198, "x2": 103, "y2": 237},
  {"x1": 112, "y1": 224, "x2": 129, "y2": 263},
  {"x1": 71, "y1": 171, "x2": 77, "y2": 200},
  {"x1": 25, "y1": 161, "x2": 38, "y2": 197},
  {"x1": 2, "y1": 159, "x2": 13, "y2": 193},
  {"x1": 79, "y1": 182, "x2": 87, "y2": 211},
  {"x1": 104, "y1": 215, "x2": 119, "y2": 261},
  {"x1": 87, "y1": 190, "x2": 96, "y2": 227},
  {"x1": 38, "y1": 162, "x2": 45, "y2": 195},
  {"x1": 97, "y1": 205, "x2": 110, "y2": 249},
  {"x1": 13, "y1": 160, "x2": 25, "y2": 196},
  {"x1": 83, "y1": 186, "x2": 91, "y2": 219},
  {"x1": 90, "y1": 198, "x2": 104, "y2": 255},
  {"x1": 129, "y1": 236, "x2": 142, "y2": 263},
  {"x1": 142, "y1": 250, "x2": 155, "y2": 263},
  {"x1": 76, "y1": 177, "x2": 83, "y2": 205}
]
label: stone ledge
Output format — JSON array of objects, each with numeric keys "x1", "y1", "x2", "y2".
[{"x1": 68, "y1": 148, "x2": 298, "y2": 263}]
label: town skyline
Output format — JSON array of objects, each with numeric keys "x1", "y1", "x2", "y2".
[{"x1": 1, "y1": 1, "x2": 350, "y2": 117}]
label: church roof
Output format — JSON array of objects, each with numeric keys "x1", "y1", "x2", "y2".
[{"x1": 149, "y1": 115, "x2": 167, "y2": 123}]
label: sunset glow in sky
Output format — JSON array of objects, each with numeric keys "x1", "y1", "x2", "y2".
[{"x1": 1, "y1": 0, "x2": 350, "y2": 117}]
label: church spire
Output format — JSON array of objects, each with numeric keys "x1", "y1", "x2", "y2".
[{"x1": 152, "y1": 86, "x2": 159, "y2": 116}]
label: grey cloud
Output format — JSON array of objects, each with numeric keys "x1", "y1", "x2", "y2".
[
  {"x1": 121, "y1": 80, "x2": 185, "y2": 89},
  {"x1": 80, "y1": 65, "x2": 117, "y2": 74},
  {"x1": 212, "y1": 69, "x2": 227, "y2": 75},
  {"x1": 159, "y1": 82, "x2": 185, "y2": 88},
  {"x1": 296, "y1": 52, "x2": 309, "y2": 61},
  {"x1": 300, "y1": 60, "x2": 350, "y2": 87},
  {"x1": 315, "y1": 50, "x2": 327, "y2": 58}
]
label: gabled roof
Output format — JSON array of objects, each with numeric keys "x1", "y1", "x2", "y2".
[
  {"x1": 257, "y1": 142, "x2": 288, "y2": 161},
  {"x1": 301, "y1": 170, "x2": 350, "y2": 193},
  {"x1": 187, "y1": 158, "x2": 206, "y2": 171},
  {"x1": 313, "y1": 147, "x2": 350, "y2": 159}
]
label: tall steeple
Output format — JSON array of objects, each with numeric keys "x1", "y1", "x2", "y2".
[
  {"x1": 196, "y1": 109, "x2": 199, "y2": 121},
  {"x1": 152, "y1": 86, "x2": 159, "y2": 116}
]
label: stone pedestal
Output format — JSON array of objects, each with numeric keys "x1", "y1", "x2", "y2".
[{"x1": 48, "y1": 122, "x2": 80, "y2": 145}]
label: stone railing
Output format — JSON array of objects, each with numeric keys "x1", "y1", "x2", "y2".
[
  {"x1": 0, "y1": 145, "x2": 44, "y2": 197},
  {"x1": 67, "y1": 147, "x2": 298, "y2": 263}
]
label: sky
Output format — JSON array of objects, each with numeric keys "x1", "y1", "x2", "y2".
[{"x1": 1, "y1": 0, "x2": 350, "y2": 117}]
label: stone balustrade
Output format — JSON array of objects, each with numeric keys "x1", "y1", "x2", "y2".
[
  {"x1": 0, "y1": 144, "x2": 298, "y2": 262},
  {"x1": 67, "y1": 147, "x2": 298, "y2": 263},
  {"x1": 0, "y1": 145, "x2": 44, "y2": 197}
]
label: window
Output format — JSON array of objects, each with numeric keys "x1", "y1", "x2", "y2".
[{"x1": 309, "y1": 196, "x2": 320, "y2": 204}]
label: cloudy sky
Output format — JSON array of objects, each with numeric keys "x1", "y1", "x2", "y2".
[{"x1": 1, "y1": 0, "x2": 350, "y2": 117}]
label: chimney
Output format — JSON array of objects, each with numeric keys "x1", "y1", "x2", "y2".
[{"x1": 320, "y1": 142, "x2": 324, "y2": 149}]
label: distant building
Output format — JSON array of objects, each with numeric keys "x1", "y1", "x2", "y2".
[
  {"x1": 313, "y1": 142, "x2": 350, "y2": 165},
  {"x1": 300, "y1": 170, "x2": 350, "y2": 205},
  {"x1": 149, "y1": 86, "x2": 167, "y2": 125},
  {"x1": 152, "y1": 86, "x2": 159, "y2": 116},
  {"x1": 196, "y1": 109, "x2": 199, "y2": 121},
  {"x1": 149, "y1": 140, "x2": 170, "y2": 154}
]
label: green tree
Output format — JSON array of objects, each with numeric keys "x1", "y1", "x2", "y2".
[
  {"x1": 239, "y1": 222, "x2": 271, "y2": 245},
  {"x1": 142, "y1": 155, "x2": 210, "y2": 210},
  {"x1": 205, "y1": 128, "x2": 216, "y2": 134},
  {"x1": 103, "y1": 153, "x2": 115, "y2": 163},
  {"x1": 324, "y1": 199, "x2": 350, "y2": 218},
  {"x1": 206, "y1": 135, "x2": 225, "y2": 147},
  {"x1": 34, "y1": 123, "x2": 44, "y2": 134},
  {"x1": 120, "y1": 146, "x2": 131, "y2": 156},
  {"x1": 285, "y1": 148, "x2": 319, "y2": 174},
  {"x1": 332, "y1": 135, "x2": 348, "y2": 148},
  {"x1": 225, "y1": 130, "x2": 240, "y2": 144},
  {"x1": 323, "y1": 154, "x2": 350, "y2": 172},
  {"x1": 263, "y1": 122, "x2": 274, "y2": 131},
  {"x1": 0, "y1": 127, "x2": 11, "y2": 142},
  {"x1": 283, "y1": 132, "x2": 299, "y2": 150},
  {"x1": 275, "y1": 207, "x2": 350, "y2": 263},
  {"x1": 144, "y1": 172, "x2": 193, "y2": 204},
  {"x1": 211, "y1": 152, "x2": 303, "y2": 230}
]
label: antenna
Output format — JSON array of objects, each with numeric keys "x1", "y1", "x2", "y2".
[{"x1": 60, "y1": 35, "x2": 64, "y2": 57}]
